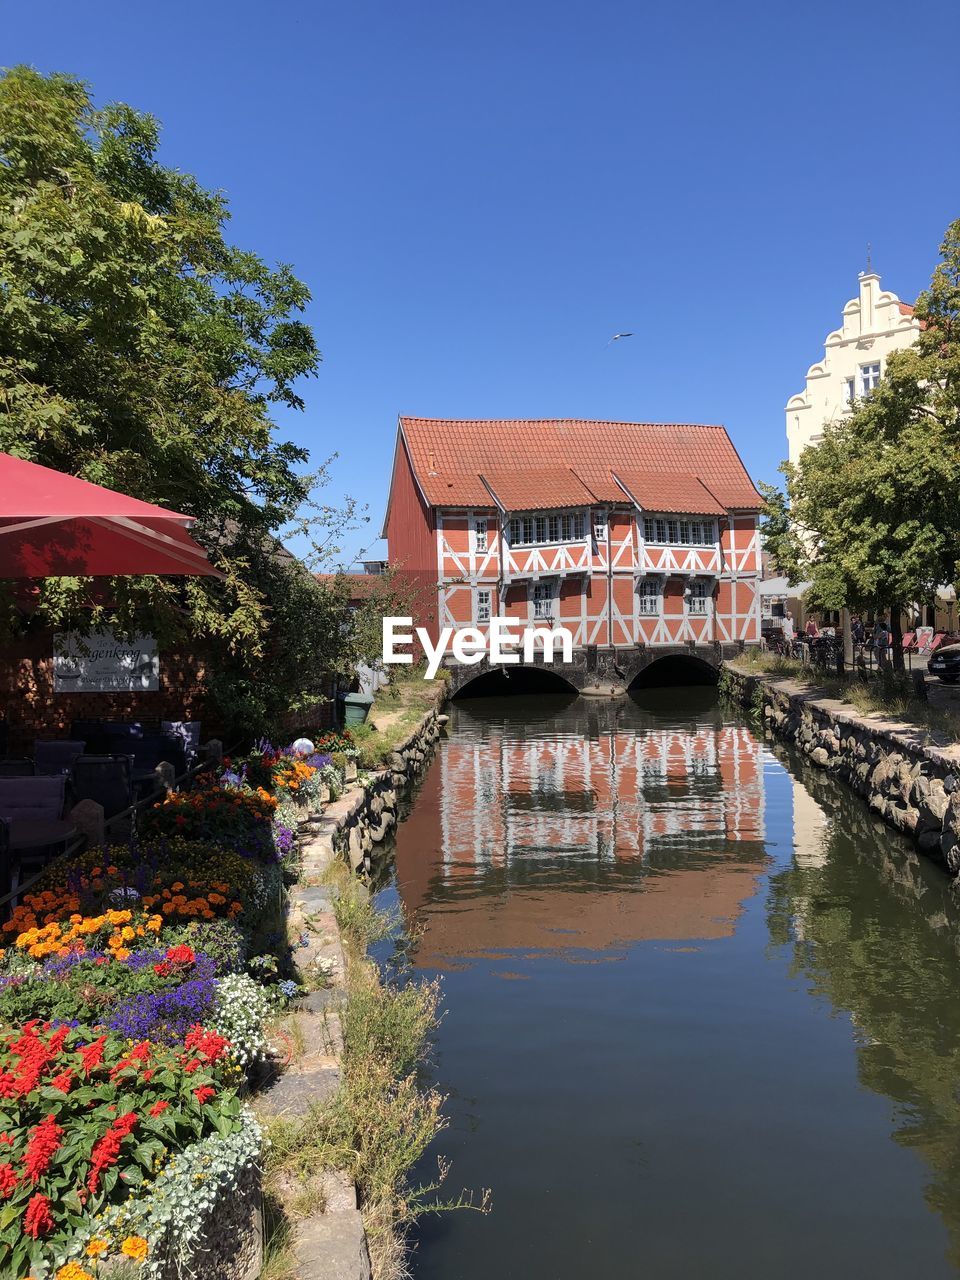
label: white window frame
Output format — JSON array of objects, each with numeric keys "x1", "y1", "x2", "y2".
[
  {"x1": 476, "y1": 587, "x2": 492, "y2": 623},
  {"x1": 532, "y1": 580, "x2": 557, "y2": 620},
  {"x1": 643, "y1": 516, "x2": 716, "y2": 546},
  {"x1": 474, "y1": 518, "x2": 488, "y2": 553},
  {"x1": 593, "y1": 509, "x2": 607, "y2": 544},
  {"x1": 686, "y1": 580, "x2": 711, "y2": 616},
  {"x1": 844, "y1": 376, "x2": 856, "y2": 404},
  {"x1": 860, "y1": 361, "x2": 881, "y2": 395},
  {"x1": 637, "y1": 578, "x2": 661, "y2": 616},
  {"x1": 508, "y1": 511, "x2": 588, "y2": 547}
]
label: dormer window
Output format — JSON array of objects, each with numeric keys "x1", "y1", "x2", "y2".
[
  {"x1": 643, "y1": 517, "x2": 715, "y2": 546},
  {"x1": 509, "y1": 512, "x2": 585, "y2": 547}
]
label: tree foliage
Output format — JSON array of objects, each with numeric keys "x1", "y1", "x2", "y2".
[
  {"x1": 763, "y1": 218, "x2": 960, "y2": 631},
  {"x1": 0, "y1": 66, "x2": 364, "y2": 733}
]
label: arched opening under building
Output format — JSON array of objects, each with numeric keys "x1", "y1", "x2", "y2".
[
  {"x1": 628, "y1": 653, "x2": 719, "y2": 690},
  {"x1": 451, "y1": 664, "x2": 580, "y2": 700}
]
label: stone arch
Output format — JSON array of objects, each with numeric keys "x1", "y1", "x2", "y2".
[
  {"x1": 450, "y1": 663, "x2": 581, "y2": 699},
  {"x1": 628, "y1": 652, "x2": 719, "y2": 690}
]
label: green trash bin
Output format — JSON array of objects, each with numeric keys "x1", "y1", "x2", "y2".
[{"x1": 341, "y1": 692, "x2": 374, "y2": 727}]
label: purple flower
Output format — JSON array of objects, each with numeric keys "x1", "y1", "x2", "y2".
[
  {"x1": 273, "y1": 824, "x2": 296, "y2": 859},
  {"x1": 108, "y1": 972, "x2": 218, "y2": 1042},
  {"x1": 303, "y1": 753, "x2": 332, "y2": 769}
]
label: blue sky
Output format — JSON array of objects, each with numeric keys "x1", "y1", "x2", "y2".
[{"x1": 7, "y1": 0, "x2": 960, "y2": 565}]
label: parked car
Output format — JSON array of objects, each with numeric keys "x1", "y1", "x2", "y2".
[{"x1": 928, "y1": 642, "x2": 960, "y2": 683}]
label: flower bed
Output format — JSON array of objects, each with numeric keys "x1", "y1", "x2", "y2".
[
  {"x1": 0, "y1": 769, "x2": 309, "y2": 1276},
  {"x1": 0, "y1": 1020, "x2": 243, "y2": 1278}
]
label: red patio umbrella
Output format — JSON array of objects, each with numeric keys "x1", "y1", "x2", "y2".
[{"x1": 0, "y1": 453, "x2": 222, "y2": 579}]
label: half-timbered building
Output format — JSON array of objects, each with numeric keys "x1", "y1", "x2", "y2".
[{"x1": 380, "y1": 417, "x2": 762, "y2": 654}]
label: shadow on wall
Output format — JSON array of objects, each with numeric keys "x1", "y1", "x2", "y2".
[{"x1": 629, "y1": 654, "x2": 719, "y2": 690}]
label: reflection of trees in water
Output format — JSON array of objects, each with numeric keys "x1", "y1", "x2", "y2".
[{"x1": 766, "y1": 749, "x2": 960, "y2": 1268}]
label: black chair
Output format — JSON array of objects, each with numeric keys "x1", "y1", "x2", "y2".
[
  {"x1": 69, "y1": 755, "x2": 135, "y2": 821},
  {"x1": 34, "y1": 740, "x2": 86, "y2": 776},
  {"x1": 71, "y1": 719, "x2": 109, "y2": 754},
  {"x1": 0, "y1": 817, "x2": 9, "y2": 906},
  {"x1": 0, "y1": 759, "x2": 35, "y2": 778}
]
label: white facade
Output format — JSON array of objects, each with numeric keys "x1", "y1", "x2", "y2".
[{"x1": 786, "y1": 272, "x2": 920, "y2": 466}]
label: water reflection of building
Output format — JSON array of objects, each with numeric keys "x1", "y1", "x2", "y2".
[
  {"x1": 791, "y1": 780, "x2": 830, "y2": 869},
  {"x1": 392, "y1": 714, "x2": 768, "y2": 963}
]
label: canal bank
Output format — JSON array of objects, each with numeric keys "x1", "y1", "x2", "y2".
[
  {"x1": 260, "y1": 703, "x2": 447, "y2": 1280},
  {"x1": 369, "y1": 688, "x2": 960, "y2": 1279},
  {"x1": 721, "y1": 662, "x2": 960, "y2": 878}
]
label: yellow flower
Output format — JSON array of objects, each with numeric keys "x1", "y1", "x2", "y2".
[
  {"x1": 86, "y1": 1239, "x2": 109, "y2": 1257},
  {"x1": 121, "y1": 1236, "x2": 149, "y2": 1262},
  {"x1": 56, "y1": 1264, "x2": 96, "y2": 1280}
]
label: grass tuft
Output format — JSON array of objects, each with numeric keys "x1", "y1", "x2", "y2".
[{"x1": 264, "y1": 857, "x2": 485, "y2": 1280}]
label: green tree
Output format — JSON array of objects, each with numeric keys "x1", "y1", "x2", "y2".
[
  {"x1": 0, "y1": 66, "x2": 351, "y2": 732},
  {"x1": 767, "y1": 218, "x2": 960, "y2": 670}
]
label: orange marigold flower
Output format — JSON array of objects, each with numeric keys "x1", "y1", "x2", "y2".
[{"x1": 121, "y1": 1235, "x2": 149, "y2": 1262}]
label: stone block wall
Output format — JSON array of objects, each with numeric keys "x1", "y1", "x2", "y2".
[
  {"x1": 332, "y1": 712, "x2": 443, "y2": 872},
  {"x1": 723, "y1": 665, "x2": 960, "y2": 875}
]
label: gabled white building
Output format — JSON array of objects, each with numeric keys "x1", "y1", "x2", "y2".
[{"x1": 786, "y1": 271, "x2": 920, "y2": 466}]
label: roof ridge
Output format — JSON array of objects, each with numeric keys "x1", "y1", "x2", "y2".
[{"x1": 400, "y1": 416, "x2": 727, "y2": 429}]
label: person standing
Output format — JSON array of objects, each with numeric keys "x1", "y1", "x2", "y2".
[
  {"x1": 783, "y1": 610, "x2": 795, "y2": 645},
  {"x1": 873, "y1": 617, "x2": 890, "y2": 667}
]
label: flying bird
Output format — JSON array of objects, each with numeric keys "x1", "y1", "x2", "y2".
[{"x1": 606, "y1": 332, "x2": 634, "y2": 346}]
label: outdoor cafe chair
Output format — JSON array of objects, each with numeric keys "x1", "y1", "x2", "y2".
[
  {"x1": 34, "y1": 740, "x2": 86, "y2": 776},
  {"x1": 0, "y1": 775, "x2": 76, "y2": 896},
  {"x1": 120, "y1": 734, "x2": 186, "y2": 798},
  {"x1": 0, "y1": 759, "x2": 35, "y2": 778},
  {"x1": 69, "y1": 755, "x2": 135, "y2": 823}
]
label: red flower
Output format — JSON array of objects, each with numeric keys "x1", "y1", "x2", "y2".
[
  {"x1": 50, "y1": 1069, "x2": 74, "y2": 1094},
  {"x1": 23, "y1": 1192, "x2": 54, "y2": 1238},
  {"x1": 148, "y1": 1100, "x2": 169, "y2": 1117},
  {"x1": 0, "y1": 1133, "x2": 11, "y2": 1146},
  {"x1": 193, "y1": 1086, "x2": 215, "y2": 1105},
  {"x1": 87, "y1": 1112, "x2": 138, "y2": 1195},
  {"x1": 182, "y1": 1058, "x2": 201, "y2": 1074},
  {"x1": 165, "y1": 944, "x2": 196, "y2": 966},
  {"x1": 80, "y1": 1036, "x2": 107, "y2": 1075},
  {"x1": 184, "y1": 1026, "x2": 230, "y2": 1063},
  {"x1": 0, "y1": 1163, "x2": 17, "y2": 1199},
  {"x1": 153, "y1": 962, "x2": 171, "y2": 977},
  {"x1": 24, "y1": 1114, "x2": 63, "y2": 1183}
]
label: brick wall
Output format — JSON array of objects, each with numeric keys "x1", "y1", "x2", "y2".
[{"x1": 0, "y1": 629, "x2": 214, "y2": 754}]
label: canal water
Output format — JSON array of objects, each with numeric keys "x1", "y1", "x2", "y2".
[{"x1": 372, "y1": 688, "x2": 960, "y2": 1279}]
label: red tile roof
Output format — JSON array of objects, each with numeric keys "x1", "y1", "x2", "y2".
[
  {"x1": 897, "y1": 301, "x2": 915, "y2": 316},
  {"x1": 480, "y1": 467, "x2": 599, "y2": 511},
  {"x1": 315, "y1": 572, "x2": 380, "y2": 599},
  {"x1": 399, "y1": 418, "x2": 761, "y2": 511},
  {"x1": 612, "y1": 470, "x2": 726, "y2": 516}
]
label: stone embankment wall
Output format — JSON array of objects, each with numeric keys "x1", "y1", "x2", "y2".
[
  {"x1": 722, "y1": 665, "x2": 960, "y2": 874},
  {"x1": 330, "y1": 711, "x2": 444, "y2": 872}
]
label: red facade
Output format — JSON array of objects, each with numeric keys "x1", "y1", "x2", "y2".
[{"x1": 382, "y1": 418, "x2": 762, "y2": 652}]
